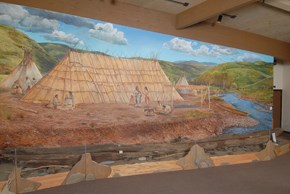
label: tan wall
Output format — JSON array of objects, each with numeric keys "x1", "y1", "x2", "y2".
[{"x1": 2, "y1": 0, "x2": 290, "y2": 60}]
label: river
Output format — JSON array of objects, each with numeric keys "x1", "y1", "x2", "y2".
[{"x1": 221, "y1": 92, "x2": 272, "y2": 134}]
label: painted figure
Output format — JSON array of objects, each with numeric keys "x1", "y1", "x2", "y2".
[
  {"x1": 15, "y1": 86, "x2": 23, "y2": 94},
  {"x1": 160, "y1": 105, "x2": 172, "y2": 115},
  {"x1": 144, "y1": 86, "x2": 150, "y2": 106},
  {"x1": 134, "y1": 86, "x2": 142, "y2": 107},
  {"x1": 64, "y1": 91, "x2": 75, "y2": 109},
  {"x1": 129, "y1": 94, "x2": 135, "y2": 106},
  {"x1": 11, "y1": 80, "x2": 23, "y2": 94},
  {"x1": 154, "y1": 101, "x2": 163, "y2": 113},
  {"x1": 52, "y1": 94, "x2": 61, "y2": 109}
]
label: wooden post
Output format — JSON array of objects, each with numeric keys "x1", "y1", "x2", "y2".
[
  {"x1": 208, "y1": 85, "x2": 211, "y2": 109},
  {"x1": 200, "y1": 89, "x2": 203, "y2": 107},
  {"x1": 171, "y1": 82, "x2": 174, "y2": 109},
  {"x1": 15, "y1": 148, "x2": 18, "y2": 194}
]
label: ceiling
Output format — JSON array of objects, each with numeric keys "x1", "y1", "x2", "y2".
[
  {"x1": 1, "y1": 0, "x2": 290, "y2": 60},
  {"x1": 119, "y1": 0, "x2": 290, "y2": 43},
  {"x1": 117, "y1": 0, "x2": 206, "y2": 14},
  {"x1": 218, "y1": 2, "x2": 290, "y2": 43}
]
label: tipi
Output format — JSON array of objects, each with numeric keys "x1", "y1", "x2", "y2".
[
  {"x1": 176, "y1": 74, "x2": 192, "y2": 94},
  {"x1": 0, "y1": 49, "x2": 42, "y2": 90},
  {"x1": 21, "y1": 51, "x2": 183, "y2": 105},
  {"x1": 176, "y1": 74, "x2": 189, "y2": 86}
]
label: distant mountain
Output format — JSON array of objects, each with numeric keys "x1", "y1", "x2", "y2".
[
  {"x1": 175, "y1": 60, "x2": 218, "y2": 66},
  {"x1": 0, "y1": 24, "x2": 57, "y2": 74},
  {"x1": 159, "y1": 60, "x2": 212, "y2": 83},
  {"x1": 40, "y1": 43, "x2": 111, "y2": 63},
  {"x1": 193, "y1": 61, "x2": 273, "y2": 104}
]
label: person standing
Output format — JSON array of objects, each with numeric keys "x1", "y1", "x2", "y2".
[
  {"x1": 144, "y1": 86, "x2": 150, "y2": 106},
  {"x1": 134, "y1": 86, "x2": 142, "y2": 107}
]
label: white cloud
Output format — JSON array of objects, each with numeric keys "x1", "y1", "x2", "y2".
[
  {"x1": 191, "y1": 45, "x2": 217, "y2": 57},
  {"x1": 163, "y1": 37, "x2": 241, "y2": 59},
  {"x1": 45, "y1": 30, "x2": 84, "y2": 46},
  {"x1": 0, "y1": 3, "x2": 58, "y2": 33},
  {"x1": 211, "y1": 45, "x2": 239, "y2": 55},
  {"x1": 163, "y1": 37, "x2": 195, "y2": 53},
  {"x1": 26, "y1": 7, "x2": 95, "y2": 28},
  {"x1": 89, "y1": 23, "x2": 128, "y2": 45},
  {"x1": 237, "y1": 53, "x2": 263, "y2": 62}
]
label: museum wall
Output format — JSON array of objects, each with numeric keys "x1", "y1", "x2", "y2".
[{"x1": 274, "y1": 62, "x2": 290, "y2": 131}]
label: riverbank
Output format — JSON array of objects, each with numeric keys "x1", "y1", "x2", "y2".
[{"x1": 221, "y1": 92, "x2": 272, "y2": 134}]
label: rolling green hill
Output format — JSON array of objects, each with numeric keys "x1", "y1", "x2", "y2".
[
  {"x1": 159, "y1": 60, "x2": 211, "y2": 83},
  {"x1": 0, "y1": 24, "x2": 57, "y2": 74},
  {"x1": 193, "y1": 62, "x2": 273, "y2": 104},
  {"x1": 40, "y1": 43, "x2": 71, "y2": 61},
  {"x1": 40, "y1": 43, "x2": 110, "y2": 61}
]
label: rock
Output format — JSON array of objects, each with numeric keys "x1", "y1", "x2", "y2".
[
  {"x1": 138, "y1": 157, "x2": 146, "y2": 161},
  {"x1": 99, "y1": 160, "x2": 115, "y2": 165},
  {"x1": 62, "y1": 153, "x2": 111, "y2": 185},
  {"x1": 1, "y1": 168, "x2": 41, "y2": 193},
  {"x1": 66, "y1": 173, "x2": 86, "y2": 184},
  {"x1": 176, "y1": 144, "x2": 214, "y2": 170},
  {"x1": 47, "y1": 167, "x2": 56, "y2": 174},
  {"x1": 256, "y1": 141, "x2": 276, "y2": 161}
]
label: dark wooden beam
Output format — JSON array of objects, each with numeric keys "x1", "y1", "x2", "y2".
[{"x1": 175, "y1": 0, "x2": 259, "y2": 29}]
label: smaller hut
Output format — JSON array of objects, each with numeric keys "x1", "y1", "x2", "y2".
[
  {"x1": 0, "y1": 49, "x2": 42, "y2": 91},
  {"x1": 176, "y1": 74, "x2": 193, "y2": 94}
]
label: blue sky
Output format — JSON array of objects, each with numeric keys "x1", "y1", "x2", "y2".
[{"x1": 0, "y1": 2, "x2": 273, "y2": 64}]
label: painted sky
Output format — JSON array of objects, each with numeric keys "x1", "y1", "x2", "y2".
[{"x1": 0, "y1": 2, "x2": 273, "y2": 64}]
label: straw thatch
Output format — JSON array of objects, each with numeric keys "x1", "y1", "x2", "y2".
[
  {"x1": 21, "y1": 51, "x2": 183, "y2": 105},
  {"x1": 0, "y1": 49, "x2": 42, "y2": 90}
]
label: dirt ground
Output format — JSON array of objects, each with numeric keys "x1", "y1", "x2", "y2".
[{"x1": 0, "y1": 90, "x2": 258, "y2": 148}]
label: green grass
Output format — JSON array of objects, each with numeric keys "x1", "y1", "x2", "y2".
[
  {"x1": 184, "y1": 110, "x2": 212, "y2": 119},
  {"x1": 239, "y1": 77, "x2": 273, "y2": 104},
  {"x1": 0, "y1": 24, "x2": 57, "y2": 74},
  {"x1": 40, "y1": 43, "x2": 70, "y2": 61},
  {"x1": 193, "y1": 61, "x2": 273, "y2": 104}
]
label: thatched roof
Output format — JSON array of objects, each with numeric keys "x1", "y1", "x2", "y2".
[
  {"x1": 22, "y1": 51, "x2": 183, "y2": 105},
  {"x1": 0, "y1": 49, "x2": 42, "y2": 90}
]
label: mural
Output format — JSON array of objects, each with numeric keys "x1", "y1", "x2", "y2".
[{"x1": 0, "y1": 2, "x2": 274, "y2": 180}]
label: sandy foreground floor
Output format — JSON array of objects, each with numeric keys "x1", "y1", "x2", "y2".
[
  {"x1": 0, "y1": 90, "x2": 258, "y2": 148},
  {"x1": 0, "y1": 152, "x2": 259, "y2": 191},
  {"x1": 1, "y1": 143, "x2": 290, "y2": 191}
]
